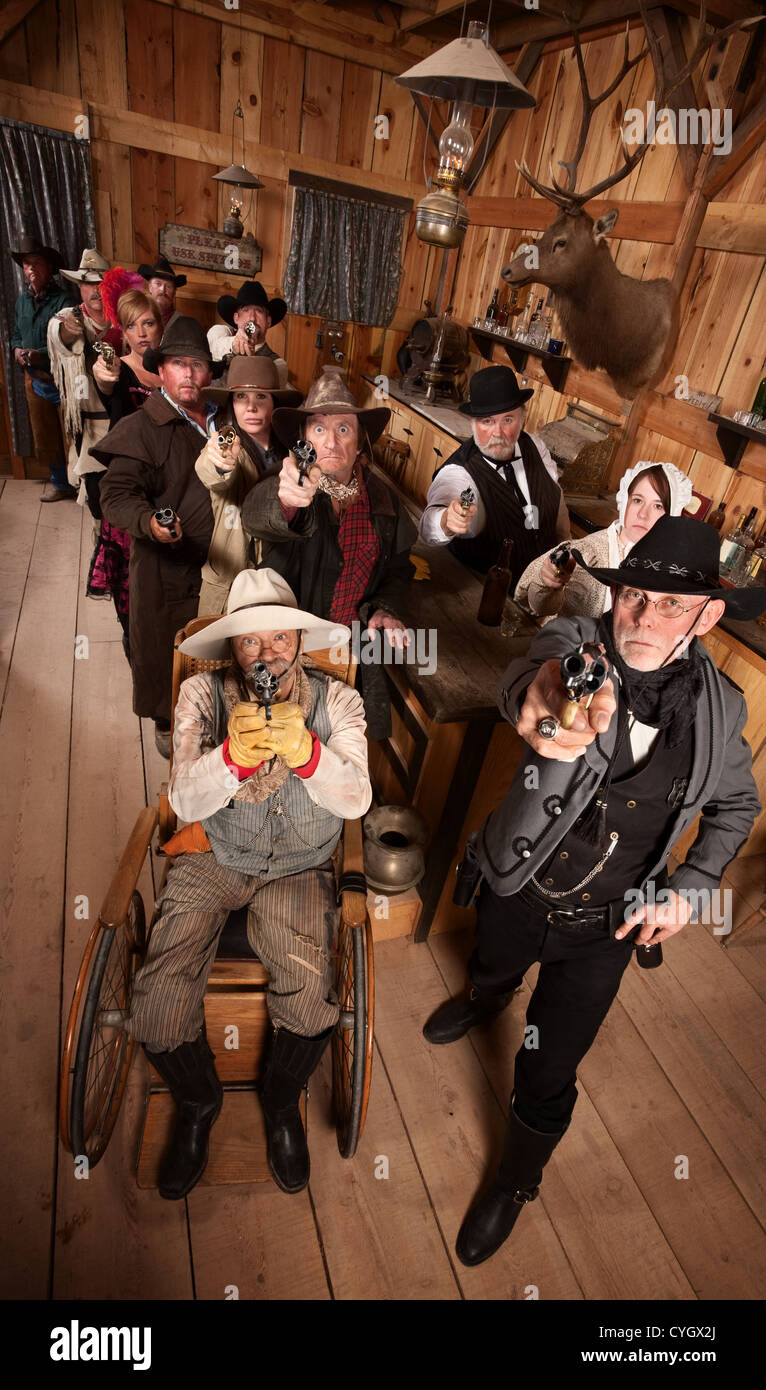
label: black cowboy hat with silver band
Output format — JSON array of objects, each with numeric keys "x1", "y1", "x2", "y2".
[{"x1": 572, "y1": 515, "x2": 766, "y2": 622}]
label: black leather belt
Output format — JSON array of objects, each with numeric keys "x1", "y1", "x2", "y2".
[{"x1": 519, "y1": 882, "x2": 610, "y2": 931}]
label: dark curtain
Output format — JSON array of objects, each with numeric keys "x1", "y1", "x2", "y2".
[
  {"x1": 1, "y1": 118, "x2": 96, "y2": 456},
  {"x1": 284, "y1": 186, "x2": 404, "y2": 327}
]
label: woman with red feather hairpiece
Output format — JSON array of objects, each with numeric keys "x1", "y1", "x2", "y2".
[{"x1": 85, "y1": 271, "x2": 162, "y2": 656}]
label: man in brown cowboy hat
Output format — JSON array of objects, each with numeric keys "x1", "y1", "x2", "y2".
[
  {"x1": 93, "y1": 316, "x2": 218, "y2": 755},
  {"x1": 46, "y1": 248, "x2": 118, "y2": 510},
  {"x1": 126, "y1": 566, "x2": 371, "y2": 1200},
  {"x1": 419, "y1": 364, "x2": 570, "y2": 582},
  {"x1": 207, "y1": 280, "x2": 289, "y2": 385},
  {"x1": 9, "y1": 234, "x2": 79, "y2": 500},
  {"x1": 138, "y1": 256, "x2": 187, "y2": 329},
  {"x1": 241, "y1": 367, "x2": 416, "y2": 740},
  {"x1": 193, "y1": 354, "x2": 302, "y2": 614},
  {"x1": 423, "y1": 516, "x2": 765, "y2": 1268}
]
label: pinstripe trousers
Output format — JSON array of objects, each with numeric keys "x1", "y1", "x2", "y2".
[{"x1": 127, "y1": 852, "x2": 340, "y2": 1048}]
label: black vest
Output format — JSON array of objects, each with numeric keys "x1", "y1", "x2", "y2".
[
  {"x1": 435, "y1": 433, "x2": 562, "y2": 578},
  {"x1": 535, "y1": 721, "x2": 694, "y2": 908}
]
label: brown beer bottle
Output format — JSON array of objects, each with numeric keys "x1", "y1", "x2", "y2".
[{"x1": 478, "y1": 537, "x2": 514, "y2": 625}]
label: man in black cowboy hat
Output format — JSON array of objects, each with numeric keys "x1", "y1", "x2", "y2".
[
  {"x1": 207, "y1": 280, "x2": 289, "y2": 386},
  {"x1": 419, "y1": 364, "x2": 570, "y2": 580},
  {"x1": 9, "y1": 235, "x2": 78, "y2": 500},
  {"x1": 138, "y1": 256, "x2": 187, "y2": 329},
  {"x1": 423, "y1": 516, "x2": 765, "y2": 1268},
  {"x1": 93, "y1": 317, "x2": 217, "y2": 755}
]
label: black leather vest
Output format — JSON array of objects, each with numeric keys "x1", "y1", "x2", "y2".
[{"x1": 534, "y1": 722, "x2": 694, "y2": 908}]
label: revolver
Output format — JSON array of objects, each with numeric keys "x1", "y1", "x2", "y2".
[
  {"x1": 549, "y1": 542, "x2": 574, "y2": 575},
  {"x1": 153, "y1": 506, "x2": 179, "y2": 539},
  {"x1": 217, "y1": 426, "x2": 237, "y2": 454},
  {"x1": 292, "y1": 438, "x2": 317, "y2": 488},
  {"x1": 247, "y1": 661, "x2": 280, "y2": 721},
  {"x1": 559, "y1": 642, "x2": 609, "y2": 730},
  {"x1": 459, "y1": 486, "x2": 476, "y2": 514},
  {"x1": 93, "y1": 339, "x2": 116, "y2": 368},
  {"x1": 243, "y1": 320, "x2": 258, "y2": 339}
]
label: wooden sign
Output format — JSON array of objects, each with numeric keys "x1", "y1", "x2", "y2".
[{"x1": 158, "y1": 223, "x2": 263, "y2": 276}]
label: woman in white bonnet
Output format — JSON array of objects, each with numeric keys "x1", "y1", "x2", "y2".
[{"x1": 514, "y1": 460, "x2": 693, "y2": 623}]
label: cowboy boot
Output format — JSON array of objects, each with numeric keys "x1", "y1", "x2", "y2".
[
  {"x1": 423, "y1": 980, "x2": 521, "y2": 1046},
  {"x1": 259, "y1": 1025, "x2": 333, "y2": 1194},
  {"x1": 455, "y1": 1101, "x2": 567, "y2": 1267},
  {"x1": 144, "y1": 1035, "x2": 223, "y2": 1200}
]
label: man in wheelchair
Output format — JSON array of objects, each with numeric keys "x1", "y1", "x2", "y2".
[{"x1": 126, "y1": 568, "x2": 372, "y2": 1199}]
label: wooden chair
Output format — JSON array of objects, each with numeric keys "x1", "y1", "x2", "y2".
[{"x1": 60, "y1": 619, "x2": 374, "y2": 1184}]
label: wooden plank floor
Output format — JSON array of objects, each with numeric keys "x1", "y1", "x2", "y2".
[{"x1": 1, "y1": 478, "x2": 765, "y2": 1301}]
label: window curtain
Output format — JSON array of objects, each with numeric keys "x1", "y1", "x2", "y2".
[
  {"x1": 283, "y1": 186, "x2": 405, "y2": 327},
  {"x1": 1, "y1": 118, "x2": 96, "y2": 456}
]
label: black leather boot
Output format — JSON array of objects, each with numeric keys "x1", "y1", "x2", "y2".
[
  {"x1": 456, "y1": 1102, "x2": 567, "y2": 1267},
  {"x1": 259, "y1": 1025, "x2": 333, "y2": 1194},
  {"x1": 144, "y1": 1036, "x2": 223, "y2": 1201},
  {"x1": 423, "y1": 982, "x2": 520, "y2": 1045}
]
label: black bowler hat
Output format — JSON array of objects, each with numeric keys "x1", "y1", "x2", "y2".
[
  {"x1": 10, "y1": 234, "x2": 64, "y2": 272},
  {"x1": 137, "y1": 256, "x2": 187, "y2": 289},
  {"x1": 458, "y1": 364, "x2": 534, "y2": 417},
  {"x1": 216, "y1": 280, "x2": 287, "y2": 328},
  {"x1": 143, "y1": 315, "x2": 215, "y2": 374},
  {"x1": 573, "y1": 515, "x2": 766, "y2": 622}
]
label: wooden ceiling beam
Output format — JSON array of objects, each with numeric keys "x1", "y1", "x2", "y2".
[
  {"x1": 492, "y1": 0, "x2": 761, "y2": 51},
  {"x1": 0, "y1": 0, "x2": 44, "y2": 45},
  {"x1": 702, "y1": 90, "x2": 766, "y2": 197},
  {"x1": 399, "y1": 1, "x2": 466, "y2": 33}
]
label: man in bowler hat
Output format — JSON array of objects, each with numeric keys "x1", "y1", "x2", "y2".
[{"x1": 419, "y1": 364, "x2": 570, "y2": 581}]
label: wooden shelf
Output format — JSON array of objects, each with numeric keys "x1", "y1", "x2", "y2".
[
  {"x1": 470, "y1": 327, "x2": 572, "y2": 392},
  {"x1": 708, "y1": 412, "x2": 766, "y2": 469}
]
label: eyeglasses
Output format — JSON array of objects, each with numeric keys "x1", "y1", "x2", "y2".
[{"x1": 616, "y1": 587, "x2": 709, "y2": 620}]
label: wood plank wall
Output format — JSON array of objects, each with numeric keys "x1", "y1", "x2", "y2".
[{"x1": 0, "y1": 1, "x2": 764, "y2": 520}]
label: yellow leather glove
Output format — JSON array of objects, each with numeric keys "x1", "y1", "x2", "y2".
[
  {"x1": 227, "y1": 702, "x2": 269, "y2": 766},
  {"x1": 255, "y1": 702, "x2": 314, "y2": 768}
]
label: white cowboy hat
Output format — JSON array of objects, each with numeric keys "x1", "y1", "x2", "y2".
[
  {"x1": 179, "y1": 569, "x2": 350, "y2": 660},
  {"x1": 60, "y1": 248, "x2": 111, "y2": 283}
]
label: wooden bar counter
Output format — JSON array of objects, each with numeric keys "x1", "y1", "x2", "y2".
[{"x1": 368, "y1": 537, "x2": 538, "y2": 940}]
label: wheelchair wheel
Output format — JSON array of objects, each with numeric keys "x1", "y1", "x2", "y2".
[
  {"x1": 60, "y1": 892, "x2": 145, "y2": 1167},
  {"x1": 332, "y1": 914, "x2": 374, "y2": 1159}
]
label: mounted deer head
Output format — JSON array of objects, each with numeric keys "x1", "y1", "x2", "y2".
[{"x1": 502, "y1": 1, "x2": 760, "y2": 398}]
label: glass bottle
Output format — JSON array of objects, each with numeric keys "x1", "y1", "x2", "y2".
[
  {"x1": 485, "y1": 289, "x2": 499, "y2": 324},
  {"x1": 719, "y1": 507, "x2": 756, "y2": 575},
  {"x1": 751, "y1": 377, "x2": 766, "y2": 416},
  {"x1": 747, "y1": 531, "x2": 766, "y2": 585},
  {"x1": 706, "y1": 500, "x2": 726, "y2": 532},
  {"x1": 528, "y1": 297, "x2": 545, "y2": 348},
  {"x1": 496, "y1": 297, "x2": 509, "y2": 330},
  {"x1": 729, "y1": 510, "x2": 760, "y2": 583},
  {"x1": 478, "y1": 537, "x2": 514, "y2": 626}
]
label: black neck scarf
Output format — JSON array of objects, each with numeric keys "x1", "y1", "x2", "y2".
[{"x1": 574, "y1": 611, "x2": 704, "y2": 848}]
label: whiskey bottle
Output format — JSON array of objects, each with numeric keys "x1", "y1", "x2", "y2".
[
  {"x1": 485, "y1": 289, "x2": 499, "y2": 323},
  {"x1": 751, "y1": 377, "x2": 766, "y2": 416},
  {"x1": 706, "y1": 500, "x2": 726, "y2": 531},
  {"x1": 719, "y1": 507, "x2": 756, "y2": 575},
  {"x1": 729, "y1": 510, "x2": 761, "y2": 583},
  {"x1": 496, "y1": 297, "x2": 509, "y2": 329},
  {"x1": 478, "y1": 537, "x2": 514, "y2": 625}
]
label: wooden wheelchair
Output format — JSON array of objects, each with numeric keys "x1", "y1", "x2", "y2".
[{"x1": 59, "y1": 616, "x2": 374, "y2": 1184}]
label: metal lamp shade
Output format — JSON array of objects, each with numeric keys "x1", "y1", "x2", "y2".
[
  {"x1": 212, "y1": 163, "x2": 264, "y2": 189},
  {"x1": 395, "y1": 35, "x2": 535, "y2": 109}
]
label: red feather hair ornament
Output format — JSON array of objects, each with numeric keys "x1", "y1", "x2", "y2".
[{"x1": 99, "y1": 267, "x2": 146, "y2": 329}]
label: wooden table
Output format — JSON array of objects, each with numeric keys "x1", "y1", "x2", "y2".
[{"x1": 368, "y1": 538, "x2": 537, "y2": 940}]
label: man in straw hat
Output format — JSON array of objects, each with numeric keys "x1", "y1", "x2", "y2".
[
  {"x1": 94, "y1": 316, "x2": 219, "y2": 755},
  {"x1": 9, "y1": 234, "x2": 79, "y2": 501},
  {"x1": 423, "y1": 516, "x2": 765, "y2": 1267},
  {"x1": 242, "y1": 366, "x2": 416, "y2": 741},
  {"x1": 126, "y1": 567, "x2": 371, "y2": 1200},
  {"x1": 207, "y1": 280, "x2": 289, "y2": 386},
  {"x1": 419, "y1": 364, "x2": 570, "y2": 583}
]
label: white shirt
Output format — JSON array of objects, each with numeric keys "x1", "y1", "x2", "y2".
[
  {"x1": 419, "y1": 433, "x2": 561, "y2": 546},
  {"x1": 207, "y1": 323, "x2": 289, "y2": 386}
]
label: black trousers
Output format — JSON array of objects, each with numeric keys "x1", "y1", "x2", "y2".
[{"x1": 468, "y1": 881, "x2": 636, "y2": 1134}]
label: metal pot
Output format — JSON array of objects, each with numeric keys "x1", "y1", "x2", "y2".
[{"x1": 363, "y1": 806, "x2": 429, "y2": 893}]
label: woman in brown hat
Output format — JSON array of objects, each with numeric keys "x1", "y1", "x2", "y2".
[
  {"x1": 241, "y1": 367, "x2": 417, "y2": 740},
  {"x1": 193, "y1": 356, "x2": 302, "y2": 614}
]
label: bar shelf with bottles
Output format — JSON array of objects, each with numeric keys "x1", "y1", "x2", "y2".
[
  {"x1": 471, "y1": 288, "x2": 572, "y2": 393},
  {"x1": 707, "y1": 375, "x2": 766, "y2": 470}
]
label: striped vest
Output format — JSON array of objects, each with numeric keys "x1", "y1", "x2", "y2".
[{"x1": 202, "y1": 669, "x2": 341, "y2": 879}]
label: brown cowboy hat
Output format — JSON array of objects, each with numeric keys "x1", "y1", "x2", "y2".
[
  {"x1": 272, "y1": 368, "x2": 390, "y2": 450},
  {"x1": 142, "y1": 315, "x2": 216, "y2": 374},
  {"x1": 10, "y1": 235, "x2": 65, "y2": 272},
  {"x1": 206, "y1": 354, "x2": 302, "y2": 406}
]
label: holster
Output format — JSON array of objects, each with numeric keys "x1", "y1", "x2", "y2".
[{"x1": 453, "y1": 839, "x2": 483, "y2": 908}]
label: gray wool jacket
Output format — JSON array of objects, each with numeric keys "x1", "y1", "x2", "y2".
[{"x1": 474, "y1": 616, "x2": 760, "y2": 902}]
